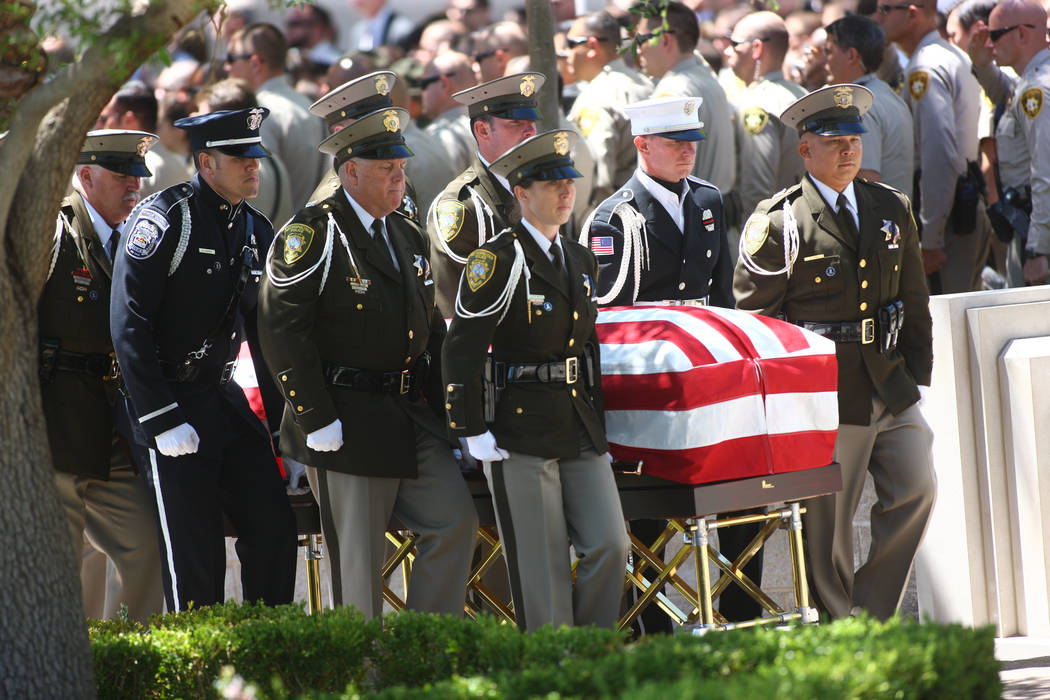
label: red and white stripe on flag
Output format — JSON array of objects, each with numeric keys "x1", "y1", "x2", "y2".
[
  {"x1": 233, "y1": 342, "x2": 288, "y2": 479},
  {"x1": 596, "y1": 306, "x2": 838, "y2": 485}
]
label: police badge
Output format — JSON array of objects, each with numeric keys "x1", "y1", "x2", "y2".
[
  {"x1": 382, "y1": 109, "x2": 400, "y2": 132},
  {"x1": 519, "y1": 74, "x2": 536, "y2": 97},
  {"x1": 553, "y1": 132, "x2": 570, "y2": 156},
  {"x1": 833, "y1": 86, "x2": 853, "y2": 108},
  {"x1": 247, "y1": 107, "x2": 265, "y2": 131},
  {"x1": 374, "y1": 74, "x2": 391, "y2": 95}
]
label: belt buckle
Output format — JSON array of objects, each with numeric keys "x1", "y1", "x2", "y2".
[
  {"x1": 399, "y1": 369, "x2": 411, "y2": 395},
  {"x1": 565, "y1": 357, "x2": 579, "y2": 385},
  {"x1": 106, "y1": 355, "x2": 120, "y2": 381},
  {"x1": 861, "y1": 318, "x2": 875, "y2": 344}
]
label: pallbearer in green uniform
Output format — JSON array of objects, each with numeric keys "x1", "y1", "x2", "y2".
[
  {"x1": 734, "y1": 85, "x2": 935, "y2": 620},
  {"x1": 443, "y1": 130, "x2": 630, "y2": 631},
  {"x1": 259, "y1": 107, "x2": 477, "y2": 619},
  {"x1": 42, "y1": 130, "x2": 164, "y2": 622}
]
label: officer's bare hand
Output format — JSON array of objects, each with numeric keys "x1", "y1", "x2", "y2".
[
  {"x1": 1023, "y1": 254, "x2": 1050, "y2": 285},
  {"x1": 306, "y1": 419, "x2": 343, "y2": 452},
  {"x1": 966, "y1": 25, "x2": 994, "y2": 67},
  {"x1": 922, "y1": 247, "x2": 947, "y2": 275},
  {"x1": 155, "y1": 423, "x2": 200, "y2": 457}
]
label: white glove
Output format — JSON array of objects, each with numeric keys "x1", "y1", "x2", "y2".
[
  {"x1": 307, "y1": 419, "x2": 343, "y2": 452},
  {"x1": 283, "y1": 456, "x2": 308, "y2": 489},
  {"x1": 603, "y1": 452, "x2": 614, "y2": 463},
  {"x1": 463, "y1": 431, "x2": 510, "y2": 462},
  {"x1": 155, "y1": 423, "x2": 200, "y2": 457},
  {"x1": 918, "y1": 385, "x2": 930, "y2": 403}
]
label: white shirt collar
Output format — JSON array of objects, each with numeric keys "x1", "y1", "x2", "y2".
[
  {"x1": 809, "y1": 175, "x2": 858, "y2": 225},
  {"x1": 478, "y1": 152, "x2": 512, "y2": 194},
  {"x1": 343, "y1": 188, "x2": 382, "y2": 236},
  {"x1": 636, "y1": 166, "x2": 688, "y2": 232},
  {"x1": 77, "y1": 190, "x2": 121, "y2": 251},
  {"x1": 521, "y1": 217, "x2": 561, "y2": 262}
]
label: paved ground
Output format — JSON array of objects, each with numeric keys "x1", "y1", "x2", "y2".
[{"x1": 998, "y1": 638, "x2": 1050, "y2": 699}]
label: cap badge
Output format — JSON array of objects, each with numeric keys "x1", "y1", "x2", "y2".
[
  {"x1": 374, "y1": 75, "x2": 391, "y2": 95},
  {"x1": 382, "y1": 109, "x2": 401, "y2": 132},
  {"x1": 683, "y1": 99, "x2": 697, "y2": 115},
  {"x1": 136, "y1": 137, "x2": 152, "y2": 157},
  {"x1": 247, "y1": 108, "x2": 265, "y2": 131},
  {"x1": 833, "y1": 86, "x2": 853, "y2": 108},
  {"x1": 519, "y1": 74, "x2": 536, "y2": 97},
  {"x1": 553, "y1": 131, "x2": 570, "y2": 156}
]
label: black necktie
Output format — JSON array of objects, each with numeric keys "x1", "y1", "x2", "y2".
[
  {"x1": 551, "y1": 243, "x2": 568, "y2": 284},
  {"x1": 836, "y1": 193, "x2": 859, "y2": 238},
  {"x1": 371, "y1": 219, "x2": 398, "y2": 271},
  {"x1": 106, "y1": 228, "x2": 120, "y2": 260}
]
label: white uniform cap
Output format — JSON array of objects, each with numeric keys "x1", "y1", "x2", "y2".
[{"x1": 624, "y1": 95, "x2": 705, "y2": 140}]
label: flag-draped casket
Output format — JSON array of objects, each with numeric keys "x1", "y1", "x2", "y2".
[{"x1": 597, "y1": 306, "x2": 839, "y2": 485}]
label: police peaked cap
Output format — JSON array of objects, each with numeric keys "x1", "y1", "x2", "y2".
[
  {"x1": 781, "y1": 84, "x2": 873, "y2": 136},
  {"x1": 320, "y1": 107, "x2": 413, "y2": 167},
  {"x1": 174, "y1": 107, "x2": 271, "y2": 157},
  {"x1": 77, "y1": 129, "x2": 157, "y2": 177},
  {"x1": 489, "y1": 129, "x2": 583, "y2": 189}
]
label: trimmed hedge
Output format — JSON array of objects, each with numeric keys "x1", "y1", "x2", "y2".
[{"x1": 90, "y1": 604, "x2": 1002, "y2": 699}]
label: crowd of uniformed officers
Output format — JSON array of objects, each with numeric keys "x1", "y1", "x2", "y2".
[{"x1": 42, "y1": 0, "x2": 1050, "y2": 631}]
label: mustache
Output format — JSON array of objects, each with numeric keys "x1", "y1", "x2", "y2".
[{"x1": 122, "y1": 192, "x2": 140, "y2": 203}]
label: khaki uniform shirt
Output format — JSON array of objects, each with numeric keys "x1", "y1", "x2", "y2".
[
  {"x1": 734, "y1": 176, "x2": 932, "y2": 425},
  {"x1": 569, "y1": 58, "x2": 653, "y2": 205},
  {"x1": 903, "y1": 31, "x2": 981, "y2": 250},
  {"x1": 974, "y1": 49, "x2": 1050, "y2": 254},
  {"x1": 653, "y1": 54, "x2": 737, "y2": 193},
  {"x1": 731, "y1": 71, "x2": 807, "y2": 218},
  {"x1": 856, "y1": 73, "x2": 915, "y2": 196},
  {"x1": 403, "y1": 122, "x2": 459, "y2": 221},
  {"x1": 424, "y1": 106, "x2": 475, "y2": 176},
  {"x1": 257, "y1": 75, "x2": 329, "y2": 211}
]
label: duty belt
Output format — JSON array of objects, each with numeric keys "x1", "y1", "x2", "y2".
[
  {"x1": 633, "y1": 297, "x2": 708, "y2": 307},
  {"x1": 501, "y1": 356, "x2": 584, "y2": 384},
  {"x1": 159, "y1": 359, "x2": 237, "y2": 385},
  {"x1": 799, "y1": 319, "x2": 876, "y2": 344},
  {"x1": 324, "y1": 364, "x2": 419, "y2": 395},
  {"x1": 45, "y1": 349, "x2": 119, "y2": 380}
]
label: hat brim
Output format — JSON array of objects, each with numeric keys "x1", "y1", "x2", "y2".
[
  {"x1": 806, "y1": 121, "x2": 867, "y2": 137},
  {"x1": 486, "y1": 105, "x2": 541, "y2": 121},
  {"x1": 213, "y1": 142, "x2": 270, "y2": 158},
  {"x1": 354, "y1": 143, "x2": 414, "y2": 160},
  {"x1": 660, "y1": 128, "x2": 706, "y2": 141}
]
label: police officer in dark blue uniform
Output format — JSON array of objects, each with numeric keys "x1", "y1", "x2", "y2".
[
  {"x1": 110, "y1": 108, "x2": 297, "y2": 612},
  {"x1": 581, "y1": 95, "x2": 732, "y2": 308}
]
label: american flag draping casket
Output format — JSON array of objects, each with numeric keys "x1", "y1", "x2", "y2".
[
  {"x1": 232, "y1": 343, "x2": 290, "y2": 479},
  {"x1": 596, "y1": 306, "x2": 839, "y2": 485}
]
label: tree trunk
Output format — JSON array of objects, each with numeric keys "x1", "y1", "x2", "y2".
[
  {"x1": 525, "y1": 0, "x2": 560, "y2": 133},
  {"x1": 0, "y1": 2, "x2": 217, "y2": 695}
]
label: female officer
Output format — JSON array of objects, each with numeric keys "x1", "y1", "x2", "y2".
[{"x1": 442, "y1": 129, "x2": 629, "y2": 631}]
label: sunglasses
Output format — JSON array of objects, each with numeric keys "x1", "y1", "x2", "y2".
[
  {"x1": 724, "y1": 35, "x2": 769, "y2": 47},
  {"x1": 565, "y1": 35, "x2": 610, "y2": 48},
  {"x1": 989, "y1": 23, "x2": 1035, "y2": 42},
  {"x1": 419, "y1": 73, "x2": 454, "y2": 90},
  {"x1": 472, "y1": 48, "x2": 501, "y2": 62},
  {"x1": 876, "y1": 3, "x2": 917, "y2": 14},
  {"x1": 225, "y1": 52, "x2": 253, "y2": 63},
  {"x1": 635, "y1": 29, "x2": 675, "y2": 45}
]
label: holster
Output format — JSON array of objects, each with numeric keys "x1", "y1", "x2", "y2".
[
  {"x1": 39, "y1": 338, "x2": 60, "y2": 384},
  {"x1": 877, "y1": 301, "x2": 905, "y2": 355},
  {"x1": 482, "y1": 355, "x2": 500, "y2": 424},
  {"x1": 948, "y1": 161, "x2": 985, "y2": 236}
]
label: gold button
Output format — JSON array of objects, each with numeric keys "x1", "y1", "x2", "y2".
[
  {"x1": 449, "y1": 421, "x2": 457, "y2": 428},
  {"x1": 281, "y1": 375, "x2": 288, "y2": 382},
  {"x1": 859, "y1": 259, "x2": 867, "y2": 268},
  {"x1": 76, "y1": 295, "x2": 84, "y2": 302},
  {"x1": 445, "y1": 402, "x2": 452, "y2": 410},
  {"x1": 571, "y1": 388, "x2": 577, "y2": 397},
  {"x1": 296, "y1": 405, "x2": 304, "y2": 412},
  {"x1": 289, "y1": 390, "x2": 296, "y2": 397},
  {"x1": 568, "y1": 338, "x2": 575, "y2": 347},
  {"x1": 573, "y1": 311, "x2": 579, "y2": 320},
  {"x1": 894, "y1": 264, "x2": 899, "y2": 272},
  {"x1": 535, "y1": 310, "x2": 542, "y2": 316},
  {"x1": 814, "y1": 276, "x2": 821, "y2": 284},
  {"x1": 860, "y1": 302, "x2": 868, "y2": 311},
  {"x1": 861, "y1": 280, "x2": 868, "y2": 289},
  {"x1": 408, "y1": 330, "x2": 414, "y2": 339},
  {"x1": 405, "y1": 356, "x2": 411, "y2": 364},
  {"x1": 447, "y1": 384, "x2": 454, "y2": 392},
  {"x1": 356, "y1": 303, "x2": 363, "y2": 310},
  {"x1": 322, "y1": 204, "x2": 330, "y2": 209},
  {"x1": 516, "y1": 407, "x2": 523, "y2": 414}
]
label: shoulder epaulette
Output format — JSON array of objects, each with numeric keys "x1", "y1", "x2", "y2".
[{"x1": 592, "y1": 188, "x2": 636, "y2": 225}]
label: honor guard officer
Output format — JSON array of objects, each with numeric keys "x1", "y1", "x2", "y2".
[
  {"x1": 258, "y1": 108, "x2": 478, "y2": 619},
  {"x1": 427, "y1": 72, "x2": 544, "y2": 317},
  {"x1": 42, "y1": 130, "x2": 164, "y2": 623},
  {"x1": 581, "y1": 95, "x2": 757, "y2": 628},
  {"x1": 734, "y1": 85, "x2": 935, "y2": 620},
  {"x1": 307, "y1": 71, "x2": 424, "y2": 224},
  {"x1": 582, "y1": 95, "x2": 732, "y2": 308},
  {"x1": 110, "y1": 108, "x2": 298, "y2": 612},
  {"x1": 443, "y1": 130, "x2": 630, "y2": 631}
]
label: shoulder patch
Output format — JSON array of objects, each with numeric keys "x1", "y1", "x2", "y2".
[
  {"x1": 436, "y1": 200, "x2": 467, "y2": 242},
  {"x1": 136, "y1": 208, "x2": 170, "y2": 233},
  {"x1": 283, "y1": 223, "x2": 315, "y2": 264},
  {"x1": 575, "y1": 106, "x2": 602, "y2": 137},
  {"x1": 126, "y1": 218, "x2": 164, "y2": 259},
  {"x1": 1022, "y1": 87, "x2": 1044, "y2": 119},
  {"x1": 742, "y1": 213, "x2": 770, "y2": 256},
  {"x1": 742, "y1": 106, "x2": 769, "y2": 135},
  {"x1": 465, "y1": 249, "x2": 496, "y2": 291},
  {"x1": 908, "y1": 71, "x2": 929, "y2": 101}
]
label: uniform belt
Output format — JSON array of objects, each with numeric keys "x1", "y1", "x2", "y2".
[
  {"x1": 51, "y1": 350, "x2": 119, "y2": 379},
  {"x1": 502, "y1": 356, "x2": 585, "y2": 384},
  {"x1": 324, "y1": 364, "x2": 418, "y2": 395},
  {"x1": 633, "y1": 297, "x2": 708, "y2": 307},
  {"x1": 159, "y1": 359, "x2": 237, "y2": 385},
  {"x1": 798, "y1": 319, "x2": 876, "y2": 344}
]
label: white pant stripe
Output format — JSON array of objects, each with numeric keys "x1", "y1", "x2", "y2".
[{"x1": 149, "y1": 448, "x2": 181, "y2": 613}]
